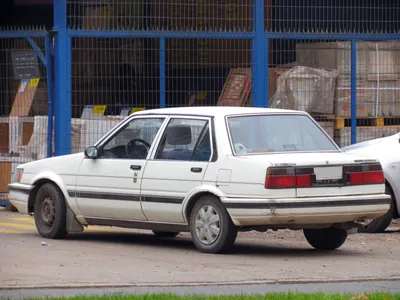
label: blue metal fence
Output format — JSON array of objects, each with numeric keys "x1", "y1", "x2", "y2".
[{"x1": 1, "y1": 0, "x2": 400, "y2": 159}]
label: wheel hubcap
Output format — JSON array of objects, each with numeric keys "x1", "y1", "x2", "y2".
[
  {"x1": 195, "y1": 205, "x2": 221, "y2": 245},
  {"x1": 41, "y1": 197, "x2": 55, "y2": 227}
]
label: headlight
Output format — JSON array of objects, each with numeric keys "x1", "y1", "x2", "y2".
[{"x1": 13, "y1": 168, "x2": 24, "y2": 183}]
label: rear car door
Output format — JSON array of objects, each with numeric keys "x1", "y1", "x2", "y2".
[{"x1": 141, "y1": 117, "x2": 214, "y2": 223}]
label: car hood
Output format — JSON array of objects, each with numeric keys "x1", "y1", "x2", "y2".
[{"x1": 19, "y1": 152, "x2": 85, "y2": 175}]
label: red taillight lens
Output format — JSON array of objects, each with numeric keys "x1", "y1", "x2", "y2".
[
  {"x1": 349, "y1": 171, "x2": 385, "y2": 185},
  {"x1": 265, "y1": 175, "x2": 296, "y2": 189},
  {"x1": 265, "y1": 167, "x2": 312, "y2": 189},
  {"x1": 345, "y1": 163, "x2": 385, "y2": 185},
  {"x1": 296, "y1": 174, "x2": 312, "y2": 187}
]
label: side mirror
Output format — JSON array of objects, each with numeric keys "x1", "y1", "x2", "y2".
[{"x1": 84, "y1": 146, "x2": 99, "y2": 159}]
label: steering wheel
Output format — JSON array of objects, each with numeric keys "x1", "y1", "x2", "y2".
[{"x1": 125, "y1": 138, "x2": 151, "y2": 158}]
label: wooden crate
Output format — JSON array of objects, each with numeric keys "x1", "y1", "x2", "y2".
[
  {"x1": 0, "y1": 162, "x2": 11, "y2": 193},
  {"x1": 218, "y1": 68, "x2": 252, "y2": 106}
]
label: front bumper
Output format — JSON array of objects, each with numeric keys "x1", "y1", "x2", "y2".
[
  {"x1": 222, "y1": 194, "x2": 392, "y2": 227},
  {"x1": 8, "y1": 183, "x2": 34, "y2": 214}
]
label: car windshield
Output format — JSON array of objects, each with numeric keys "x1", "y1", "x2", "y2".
[{"x1": 227, "y1": 114, "x2": 338, "y2": 154}]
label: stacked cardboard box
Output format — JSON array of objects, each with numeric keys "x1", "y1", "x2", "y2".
[
  {"x1": 335, "y1": 79, "x2": 400, "y2": 117},
  {"x1": 296, "y1": 41, "x2": 400, "y2": 117},
  {"x1": 81, "y1": 0, "x2": 144, "y2": 30},
  {"x1": 8, "y1": 116, "x2": 34, "y2": 157},
  {"x1": 296, "y1": 41, "x2": 368, "y2": 78},
  {"x1": 318, "y1": 121, "x2": 335, "y2": 140},
  {"x1": 152, "y1": 0, "x2": 271, "y2": 68},
  {"x1": 75, "y1": 1, "x2": 271, "y2": 70},
  {"x1": 79, "y1": 116, "x2": 124, "y2": 153},
  {"x1": 152, "y1": 0, "x2": 262, "y2": 32}
]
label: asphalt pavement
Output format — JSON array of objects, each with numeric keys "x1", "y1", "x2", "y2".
[{"x1": 0, "y1": 209, "x2": 399, "y2": 298}]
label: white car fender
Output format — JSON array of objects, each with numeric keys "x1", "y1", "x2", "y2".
[
  {"x1": 382, "y1": 162, "x2": 400, "y2": 215},
  {"x1": 181, "y1": 184, "x2": 226, "y2": 222},
  {"x1": 31, "y1": 171, "x2": 82, "y2": 217}
]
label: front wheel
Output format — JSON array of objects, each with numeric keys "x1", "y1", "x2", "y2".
[
  {"x1": 34, "y1": 183, "x2": 68, "y2": 239},
  {"x1": 303, "y1": 227, "x2": 347, "y2": 250},
  {"x1": 190, "y1": 195, "x2": 237, "y2": 254}
]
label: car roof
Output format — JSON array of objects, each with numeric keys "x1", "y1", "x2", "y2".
[{"x1": 133, "y1": 106, "x2": 306, "y2": 118}]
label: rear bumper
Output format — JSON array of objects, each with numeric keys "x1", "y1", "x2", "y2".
[
  {"x1": 8, "y1": 183, "x2": 34, "y2": 214},
  {"x1": 222, "y1": 194, "x2": 392, "y2": 227}
]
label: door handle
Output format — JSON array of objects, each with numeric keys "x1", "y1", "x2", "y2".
[
  {"x1": 191, "y1": 167, "x2": 202, "y2": 173},
  {"x1": 130, "y1": 165, "x2": 142, "y2": 171}
]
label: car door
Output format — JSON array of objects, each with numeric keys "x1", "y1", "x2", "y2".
[
  {"x1": 141, "y1": 116, "x2": 214, "y2": 223},
  {"x1": 74, "y1": 116, "x2": 166, "y2": 220}
]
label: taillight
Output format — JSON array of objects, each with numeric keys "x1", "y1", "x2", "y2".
[
  {"x1": 296, "y1": 174, "x2": 312, "y2": 187},
  {"x1": 265, "y1": 167, "x2": 312, "y2": 189},
  {"x1": 345, "y1": 163, "x2": 385, "y2": 185}
]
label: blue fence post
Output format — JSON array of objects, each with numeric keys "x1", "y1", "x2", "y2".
[
  {"x1": 264, "y1": 37, "x2": 269, "y2": 107},
  {"x1": 351, "y1": 39, "x2": 357, "y2": 145},
  {"x1": 53, "y1": 0, "x2": 71, "y2": 155},
  {"x1": 252, "y1": 0, "x2": 265, "y2": 107},
  {"x1": 44, "y1": 34, "x2": 54, "y2": 158},
  {"x1": 160, "y1": 37, "x2": 166, "y2": 108}
]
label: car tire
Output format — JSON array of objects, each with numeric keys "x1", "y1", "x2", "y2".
[
  {"x1": 190, "y1": 195, "x2": 237, "y2": 254},
  {"x1": 303, "y1": 227, "x2": 347, "y2": 251},
  {"x1": 152, "y1": 231, "x2": 180, "y2": 238},
  {"x1": 359, "y1": 188, "x2": 395, "y2": 233},
  {"x1": 34, "y1": 183, "x2": 68, "y2": 239}
]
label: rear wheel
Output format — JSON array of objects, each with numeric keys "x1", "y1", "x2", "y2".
[
  {"x1": 152, "y1": 231, "x2": 180, "y2": 238},
  {"x1": 34, "y1": 183, "x2": 68, "y2": 239},
  {"x1": 303, "y1": 227, "x2": 347, "y2": 250},
  {"x1": 190, "y1": 195, "x2": 237, "y2": 254},
  {"x1": 360, "y1": 200, "x2": 394, "y2": 233}
]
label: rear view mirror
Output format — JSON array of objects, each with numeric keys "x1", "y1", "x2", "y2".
[{"x1": 84, "y1": 146, "x2": 99, "y2": 159}]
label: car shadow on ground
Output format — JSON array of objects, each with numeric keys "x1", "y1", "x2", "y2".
[{"x1": 64, "y1": 231, "x2": 358, "y2": 257}]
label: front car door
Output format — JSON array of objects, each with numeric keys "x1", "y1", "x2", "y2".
[
  {"x1": 141, "y1": 116, "x2": 214, "y2": 223},
  {"x1": 74, "y1": 116, "x2": 166, "y2": 220}
]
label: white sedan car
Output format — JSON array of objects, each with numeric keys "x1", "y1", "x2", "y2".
[
  {"x1": 343, "y1": 133, "x2": 400, "y2": 233},
  {"x1": 8, "y1": 107, "x2": 391, "y2": 253}
]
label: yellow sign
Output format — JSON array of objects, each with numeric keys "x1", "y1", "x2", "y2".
[
  {"x1": 92, "y1": 105, "x2": 106, "y2": 115},
  {"x1": 29, "y1": 78, "x2": 40, "y2": 88},
  {"x1": 196, "y1": 91, "x2": 207, "y2": 101},
  {"x1": 130, "y1": 107, "x2": 146, "y2": 115},
  {"x1": 99, "y1": 6, "x2": 114, "y2": 17}
]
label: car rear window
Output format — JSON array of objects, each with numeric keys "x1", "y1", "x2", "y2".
[{"x1": 227, "y1": 114, "x2": 338, "y2": 154}]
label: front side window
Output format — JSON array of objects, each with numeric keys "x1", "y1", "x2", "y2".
[
  {"x1": 155, "y1": 118, "x2": 212, "y2": 161},
  {"x1": 227, "y1": 114, "x2": 338, "y2": 155},
  {"x1": 101, "y1": 118, "x2": 165, "y2": 159}
]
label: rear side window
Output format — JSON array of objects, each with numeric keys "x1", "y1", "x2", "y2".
[
  {"x1": 155, "y1": 118, "x2": 212, "y2": 161},
  {"x1": 227, "y1": 114, "x2": 338, "y2": 154}
]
